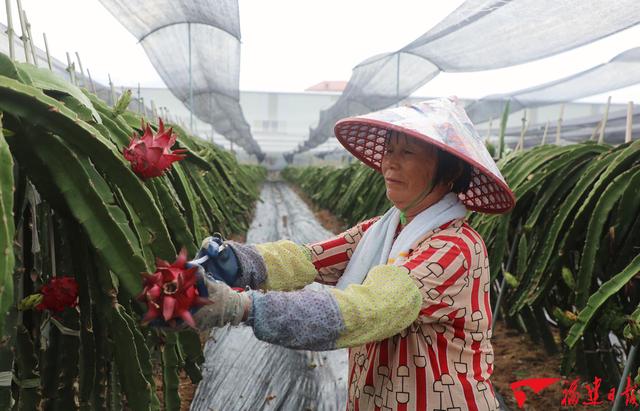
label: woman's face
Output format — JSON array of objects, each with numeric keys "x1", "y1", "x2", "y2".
[{"x1": 381, "y1": 132, "x2": 439, "y2": 210}]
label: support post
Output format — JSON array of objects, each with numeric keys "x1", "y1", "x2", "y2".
[
  {"x1": 23, "y1": 9, "x2": 37, "y2": 66},
  {"x1": 491, "y1": 226, "x2": 520, "y2": 331},
  {"x1": 65, "y1": 52, "x2": 76, "y2": 85},
  {"x1": 16, "y1": 0, "x2": 30, "y2": 63},
  {"x1": 540, "y1": 121, "x2": 549, "y2": 145},
  {"x1": 86, "y1": 68, "x2": 96, "y2": 94},
  {"x1": 151, "y1": 100, "x2": 158, "y2": 119},
  {"x1": 517, "y1": 109, "x2": 528, "y2": 151},
  {"x1": 43, "y1": 33, "x2": 52, "y2": 70},
  {"x1": 75, "y1": 52, "x2": 85, "y2": 88},
  {"x1": 5, "y1": 0, "x2": 15, "y2": 60},
  {"x1": 625, "y1": 101, "x2": 634, "y2": 143},
  {"x1": 108, "y1": 74, "x2": 116, "y2": 107},
  {"x1": 555, "y1": 104, "x2": 565, "y2": 144},
  {"x1": 611, "y1": 344, "x2": 638, "y2": 411},
  {"x1": 141, "y1": 97, "x2": 147, "y2": 118},
  {"x1": 188, "y1": 23, "x2": 193, "y2": 132},
  {"x1": 597, "y1": 96, "x2": 611, "y2": 144}
]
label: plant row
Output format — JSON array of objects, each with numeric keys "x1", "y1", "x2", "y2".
[{"x1": 0, "y1": 52, "x2": 265, "y2": 410}]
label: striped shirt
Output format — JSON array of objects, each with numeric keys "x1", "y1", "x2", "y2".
[{"x1": 308, "y1": 216, "x2": 499, "y2": 411}]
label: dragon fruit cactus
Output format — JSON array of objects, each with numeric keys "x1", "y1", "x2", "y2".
[
  {"x1": 138, "y1": 248, "x2": 210, "y2": 328},
  {"x1": 123, "y1": 118, "x2": 187, "y2": 180}
]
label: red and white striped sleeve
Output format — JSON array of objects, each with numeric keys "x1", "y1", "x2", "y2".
[{"x1": 306, "y1": 216, "x2": 381, "y2": 285}]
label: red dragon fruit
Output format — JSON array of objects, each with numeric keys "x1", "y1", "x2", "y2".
[
  {"x1": 36, "y1": 277, "x2": 79, "y2": 313},
  {"x1": 138, "y1": 248, "x2": 210, "y2": 328},
  {"x1": 123, "y1": 118, "x2": 187, "y2": 180}
]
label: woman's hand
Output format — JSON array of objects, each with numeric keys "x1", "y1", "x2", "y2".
[
  {"x1": 195, "y1": 234, "x2": 240, "y2": 286},
  {"x1": 191, "y1": 274, "x2": 253, "y2": 331},
  {"x1": 144, "y1": 265, "x2": 252, "y2": 332}
]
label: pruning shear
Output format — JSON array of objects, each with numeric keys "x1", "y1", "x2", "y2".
[
  {"x1": 186, "y1": 233, "x2": 240, "y2": 286},
  {"x1": 188, "y1": 244, "x2": 228, "y2": 266}
]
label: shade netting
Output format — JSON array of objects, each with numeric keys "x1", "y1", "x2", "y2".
[
  {"x1": 98, "y1": 0, "x2": 264, "y2": 158},
  {"x1": 465, "y1": 47, "x2": 640, "y2": 124},
  {"x1": 293, "y1": 0, "x2": 640, "y2": 154}
]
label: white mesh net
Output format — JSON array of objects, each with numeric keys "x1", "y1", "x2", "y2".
[
  {"x1": 465, "y1": 47, "x2": 640, "y2": 125},
  {"x1": 98, "y1": 0, "x2": 264, "y2": 159},
  {"x1": 293, "y1": 0, "x2": 640, "y2": 155}
]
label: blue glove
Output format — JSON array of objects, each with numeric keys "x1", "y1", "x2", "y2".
[{"x1": 193, "y1": 234, "x2": 240, "y2": 286}]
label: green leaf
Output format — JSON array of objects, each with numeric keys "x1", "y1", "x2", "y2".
[
  {"x1": 15, "y1": 62, "x2": 101, "y2": 123},
  {"x1": 114, "y1": 89, "x2": 132, "y2": 116},
  {"x1": 161, "y1": 333, "x2": 181, "y2": 411},
  {"x1": 0, "y1": 75, "x2": 175, "y2": 261},
  {"x1": 0, "y1": 53, "x2": 30, "y2": 83},
  {"x1": 565, "y1": 253, "x2": 640, "y2": 348},
  {"x1": 575, "y1": 165, "x2": 640, "y2": 308},
  {"x1": 151, "y1": 178, "x2": 196, "y2": 255},
  {"x1": 561, "y1": 267, "x2": 576, "y2": 290},
  {"x1": 504, "y1": 271, "x2": 519, "y2": 288},
  {"x1": 0, "y1": 116, "x2": 15, "y2": 337},
  {"x1": 623, "y1": 304, "x2": 640, "y2": 344},
  {"x1": 498, "y1": 100, "x2": 510, "y2": 159},
  {"x1": 508, "y1": 146, "x2": 617, "y2": 313},
  {"x1": 515, "y1": 233, "x2": 528, "y2": 277},
  {"x1": 19, "y1": 128, "x2": 148, "y2": 295},
  {"x1": 109, "y1": 305, "x2": 153, "y2": 411}
]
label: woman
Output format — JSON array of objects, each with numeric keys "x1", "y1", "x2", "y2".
[{"x1": 191, "y1": 97, "x2": 515, "y2": 411}]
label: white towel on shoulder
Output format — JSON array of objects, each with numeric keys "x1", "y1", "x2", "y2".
[{"x1": 335, "y1": 192, "x2": 467, "y2": 290}]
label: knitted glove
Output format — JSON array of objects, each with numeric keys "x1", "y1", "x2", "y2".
[{"x1": 192, "y1": 277, "x2": 253, "y2": 332}]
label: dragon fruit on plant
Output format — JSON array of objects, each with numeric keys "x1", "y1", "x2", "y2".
[
  {"x1": 138, "y1": 248, "x2": 210, "y2": 328},
  {"x1": 123, "y1": 118, "x2": 187, "y2": 180},
  {"x1": 36, "y1": 276, "x2": 79, "y2": 313}
]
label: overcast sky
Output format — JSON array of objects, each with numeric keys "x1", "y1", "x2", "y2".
[{"x1": 4, "y1": 1, "x2": 640, "y2": 104}]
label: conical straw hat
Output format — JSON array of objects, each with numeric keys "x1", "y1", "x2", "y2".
[{"x1": 334, "y1": 96, "x2": 515, "y2": 214}]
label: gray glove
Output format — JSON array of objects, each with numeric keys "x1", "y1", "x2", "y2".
[{"x1": 193, "y1": 277, "x2": 253, "y2": 332}]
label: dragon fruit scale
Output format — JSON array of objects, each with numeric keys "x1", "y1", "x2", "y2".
[
  {"x1": 123, "y1": 118, "x2": 187, "y2": 180},
  {"x1": 138, "y1": 247, "x2": 211, "y2": 328}
]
